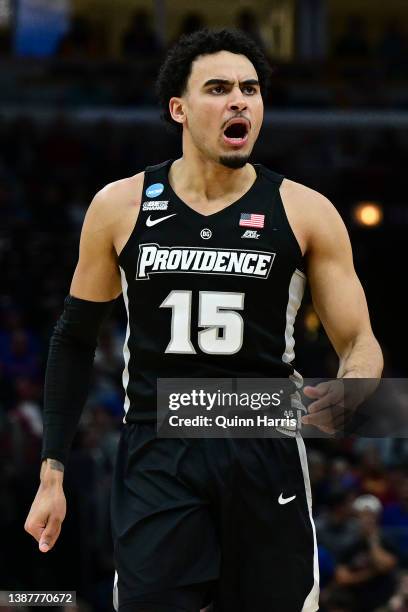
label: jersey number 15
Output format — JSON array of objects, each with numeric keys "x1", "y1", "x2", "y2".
[{"x1": 160, "y1": 290, "x2": 245, "y2": 355}]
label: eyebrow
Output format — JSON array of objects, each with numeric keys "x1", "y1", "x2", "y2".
[{"x1": 202, "y1": 78, "x2": 260, "y2": 88}]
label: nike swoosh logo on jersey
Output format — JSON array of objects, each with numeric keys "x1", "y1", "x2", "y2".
[
  {"x1": 278, "y1": 493, "x2": 296, "y2": 505},
  {"x1": 146, "y1": 213, "x2": 177, "y2": 227}
]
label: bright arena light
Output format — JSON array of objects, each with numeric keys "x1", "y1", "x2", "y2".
[
  {"x1": 353, "y1": 201, "x2": 383, "y2": 227},
  {"x1": 304, "y1": 307, "x2": 320, "y2": 334}
]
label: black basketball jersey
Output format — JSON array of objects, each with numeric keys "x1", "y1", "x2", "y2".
[{"x1": 117, "y1": 159, "x2": 306, "y2": 422}]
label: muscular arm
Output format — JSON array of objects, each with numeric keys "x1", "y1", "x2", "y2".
[
  {"x1": 281, "y1": 181, "x2": 383, "y2": 430},
  {"x1": 304, "y1": 189, "x2": 383, "y2": 380},
  {"x1": 69, "y1": 186, "x2": 122, "y2": 301}
]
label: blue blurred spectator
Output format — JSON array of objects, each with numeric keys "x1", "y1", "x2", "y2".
[
  {"x1": 382, "y1": 478, "x2": 408, "y2": 567},
  {"x1": 0, "y1": 329, "x2": 41, "y2": 382},
  {"x1": 330, "y1": 457, "x2": 359, "y2": 491},
  {"x1": 334, "y1": 495, "x2": 398, "y2": 612},
  {"x1": 318, "y1": 544, "x2": 336, "y2": 589},
  {"x1": 308, "y1": 449, "x2": 332, "y2": 507},
  {"x1": 355, "y1": 441, "x2": 393, "y2": 504},
  {"x1": 316, "y1": 489, "x2": 360, "y2": 561}
]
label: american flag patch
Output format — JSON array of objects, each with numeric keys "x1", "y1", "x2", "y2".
[{"x1": 239, "y1": 213, "x2": 265, "y2": 228}]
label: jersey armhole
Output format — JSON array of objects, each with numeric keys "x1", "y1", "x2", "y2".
[
  {"x1": 259, "y1": 166, "x2": 306, "y2": 272},
  {"x1": 117, "y1": 160, "x2": 173, "y2": 265},
  {"x1": 277, "y1": 180, "x2": 306, "y2": 272},
  {"x1": 117, "y1": 171, "x2": 146, "y2": 265}
]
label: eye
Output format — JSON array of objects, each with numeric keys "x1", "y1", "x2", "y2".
[
  {"x1": 210, "y1": 85, "x2": 225, "y2": 94},
  {"x1": 242, "y1": 85, "x2": 256, "y2": 95}
]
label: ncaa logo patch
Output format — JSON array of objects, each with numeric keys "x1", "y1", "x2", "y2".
[
  {"x1": 146, "y1": 183, "x2": 164, "y2": 198},
  {"x1": 200, "y1": 228, "x2": 212, "y2": 239}
]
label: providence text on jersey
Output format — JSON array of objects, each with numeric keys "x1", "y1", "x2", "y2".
[{"x1": 136, "y1": 243, "x2": 276, "y2": 279}]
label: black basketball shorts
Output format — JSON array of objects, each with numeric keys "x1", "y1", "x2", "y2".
[{"x1": 111, "y1": 423, "x2": 319, "y2": 611}]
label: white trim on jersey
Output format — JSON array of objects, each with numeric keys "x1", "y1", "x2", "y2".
[
  {"x1": 282, "y1": 268, "x2": 306, "y2": 366},
  {"x1": 113, "y1": 570, "x2": 119, "y2": 611},
  {"x1": 296, "y1": 435, "x2": 320, "y2": 611},
  {"x1": 277, "y1": 268, "x2": 306, "y2": 436},
  {"x1": 120, "y1": 267, "x2": 131, "y2": 422},
  {"x1": 281, "y1": 268, "x2": 320, "y2": 608}
]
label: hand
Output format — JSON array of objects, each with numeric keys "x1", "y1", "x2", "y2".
[
  {"x1": 301, "y1": 379, "x2": 352, "y2": 434},
  {"x1": 24, "y1": 481, "x2": 66, "y2": 553}
]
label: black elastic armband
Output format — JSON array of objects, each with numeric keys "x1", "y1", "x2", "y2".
[{"x1": 41, "y1": 295, "x2": 116, "y2": 466}]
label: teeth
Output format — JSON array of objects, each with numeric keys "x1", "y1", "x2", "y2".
[{"x1": 224, "y1": 135, "x2": 247, "y2": 142}]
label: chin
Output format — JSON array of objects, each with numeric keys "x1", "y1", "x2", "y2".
[{"x1": 218, "y1": 154, "x2": 250, "y2": 169}]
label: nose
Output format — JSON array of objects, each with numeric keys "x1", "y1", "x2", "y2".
[{"x1": 227, "y1": 86, "x2": 247, "y2": 113}]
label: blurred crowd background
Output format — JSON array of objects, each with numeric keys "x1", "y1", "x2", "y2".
[{"x1": 1, "y1": 0, "x2": 408, "y2": 611}]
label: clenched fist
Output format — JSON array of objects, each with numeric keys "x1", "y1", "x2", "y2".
[{"x1": 24, "y1": 459, "x2": 66, "y2": 553}]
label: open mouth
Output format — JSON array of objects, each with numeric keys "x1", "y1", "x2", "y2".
[{"x1": 222, "y1": 120, "x2": 249, "y2": 147}]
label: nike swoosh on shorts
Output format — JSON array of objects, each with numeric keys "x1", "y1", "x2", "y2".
[{"x1": 278, "y1": 493, "x2": 296, "y2": 505}]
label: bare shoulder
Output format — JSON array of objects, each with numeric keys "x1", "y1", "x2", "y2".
[
  {"x1": 281, "y1": 178, "x2": 341, "y2": 222},
  {"x1": 83, "y1": 172, "x2": 144, "y2": 256},
  {"x1": 88, "y1": 171, "x2": 144, "y2": 230},
  {"x1": 280, "y1": 178, "x2": 347, "y2": 254}
]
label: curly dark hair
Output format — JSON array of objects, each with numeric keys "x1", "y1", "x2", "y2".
[{"x1": 155, "y1": 28, "x2": 273, "y2": 132}]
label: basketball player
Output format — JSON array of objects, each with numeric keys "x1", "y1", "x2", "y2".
[{"x1": 25, "y1": 29, "x2": 383, "y2": 611}]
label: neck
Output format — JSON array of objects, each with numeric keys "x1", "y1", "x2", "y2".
[{"x1": 169, "y1": 152, "x2": 256, "y2": 204}]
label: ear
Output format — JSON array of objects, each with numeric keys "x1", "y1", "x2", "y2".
[{"x1": 169, "y1": 97, "x2": 186, "y2": 126}]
